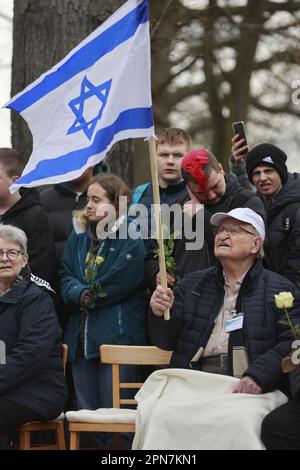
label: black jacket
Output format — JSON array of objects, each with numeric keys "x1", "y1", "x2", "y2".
[
  {"x1": 145, "y1": 175, "x2": 265, "y2": 291},
  {"x1": 264, "y1": 173, "x2": 300, "y2": 288},
  {"x1": 0, "y1": 279, "x2": 67, "y2": 419},
  {"x1": 0, "y1": 189, "x2": 56, "y2": 284},
  {"x1": 230, "y1": 163, "x2": 300, "y2": 287},
  {"x1": 40, "y1": 183, "x2": 87, "y2": 263},
  {"x1": 148, "y1": 259, "x2": 300, "y2": 393}
]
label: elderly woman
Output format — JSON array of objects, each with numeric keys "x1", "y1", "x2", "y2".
[
  {"x1": 0, "y1": 224, "x2": 67, "y2": 450},
  {"x1": 60, "y1": 174, "x2": 146, "y2": 447}
]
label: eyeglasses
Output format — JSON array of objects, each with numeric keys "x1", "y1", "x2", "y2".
[
  {"x1": 0, "y1": 249, "x2": 24, "y2": 261},
  {"x1": 213, "y1": 225, "x2": 256, "y2": 236}
]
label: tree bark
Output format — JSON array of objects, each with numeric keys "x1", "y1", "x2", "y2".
[
  {"x1": 229, "y1": 0, "x2": 267, "y2": 121},
  {"x1": 11, "y1": 0, "x2": 133, "y2": 185},
  {"x1": 202, "y1": 0, "x2": 227, "y2": 160}
]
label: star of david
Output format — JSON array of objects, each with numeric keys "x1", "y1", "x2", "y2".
[{"x1": 67, "y1": 76, "x2": 112, "y2": 140}]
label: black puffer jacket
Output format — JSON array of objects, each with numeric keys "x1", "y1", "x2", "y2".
[
  {"x1": 40, "y1": 183, "x2": 87, "y2": 264},
  {"x1": 264, "y1": 173, "x2": 300, "y2": 288},
  {"x1": 0, "y1": 279, "x2": 67, "y2": 419},
  {"x1": 0, "y1": 189, "x2": 56, "y2": 284},
  {"x1": 149, "y1": 259, "x2": 300, "y2": 393}
]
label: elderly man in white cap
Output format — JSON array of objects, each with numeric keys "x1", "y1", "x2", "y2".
[{"x1": 149, "y1": 207, "x2": 300, "y2": 394}]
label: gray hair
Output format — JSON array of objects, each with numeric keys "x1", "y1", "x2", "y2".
[
  {"x1": 0, "y1": 224, "x2": 27, "y2": 253},
  {"x1": 251, "y1": 226, "x2": 264, "y2": 258}
]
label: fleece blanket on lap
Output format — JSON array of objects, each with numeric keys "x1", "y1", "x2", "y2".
[{"x1": 132, "y1": 369, "x2": 287, "y2": 450}]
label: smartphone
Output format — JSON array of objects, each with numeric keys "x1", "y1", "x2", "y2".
[{"x1": 232, "y1": 121, "x2": 247, "y2": 144}]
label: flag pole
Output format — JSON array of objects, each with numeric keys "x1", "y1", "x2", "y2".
[{"x1": 148, "y1": 136, "x2": 170, "y2": 321}]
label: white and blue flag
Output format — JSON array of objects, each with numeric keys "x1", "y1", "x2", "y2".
[{"x1": 4, "y1": 0, "x2": 154, "y2": 191}]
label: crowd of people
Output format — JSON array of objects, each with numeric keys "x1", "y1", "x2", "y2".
[{"x1": 0, "y1": 127, "x2": 299, "y2": 450}]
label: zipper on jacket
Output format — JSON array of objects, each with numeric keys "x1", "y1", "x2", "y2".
[
  {"x1": 117, "y1": 305, "x2": 124, "y2": 335},
  {"x1": 235, "y1": 293, "x2": 250, "y2": 357},
  {"x1": 84, "y1": 314, "x2": 89, "y2": 359}
]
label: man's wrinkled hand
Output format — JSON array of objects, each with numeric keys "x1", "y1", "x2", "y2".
[
  {"x1": 150, "y1": 285, "x2": 174, "y2": 317},
  {"x1": 232, "y1": 376, "x2": 262, "y2": 394}
]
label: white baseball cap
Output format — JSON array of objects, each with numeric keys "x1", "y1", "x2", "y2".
[{"x1": 210, "y1": 208, "x2": 265, "y2": 241}]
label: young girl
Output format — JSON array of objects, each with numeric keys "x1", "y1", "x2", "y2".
[{"x1": 60, "y1": 175, "x2": 146, "y2": 447}]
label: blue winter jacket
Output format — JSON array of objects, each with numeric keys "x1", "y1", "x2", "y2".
[{"x1": 60, "y1": 219, "x2": 147, "y2": 361}]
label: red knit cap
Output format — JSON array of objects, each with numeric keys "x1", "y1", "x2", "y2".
[{"x1": 181, "y1": 149, "x2": 209, "y2": 190}]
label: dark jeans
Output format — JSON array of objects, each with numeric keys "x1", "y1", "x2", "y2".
[
  {"x1": 0, "y1": 398, "x2": 42, "y2": 450},
  {"x1": 261, "y1": 399, "x2": 300, "y2": 450}
]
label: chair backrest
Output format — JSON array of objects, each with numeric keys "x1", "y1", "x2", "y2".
[
  {"x1": 100, "y1": 345, "x2": 172, "y2": 408},
  {"x1": 61, "y1": 344, "x2": 68, "y2": 376}
]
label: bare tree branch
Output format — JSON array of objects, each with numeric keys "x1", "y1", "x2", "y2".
[
  {"x1": 151, "y1": 0, "x2": 175, "y2": 39},
  {"x1": 265, "y1": 0, "x2": 300, "y2": 13},
  {"x1": 254, "y1": 49, "x2": 300, "y2": 69},
  {"x1": 251, "y1": 97, "x2": 300, "y2": 117}
]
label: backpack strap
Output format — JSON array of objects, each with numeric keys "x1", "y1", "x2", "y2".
[
  {"x1": 131, "y1": 183, "x2": 150, "y2": 205},
  {"x1": 129, "y1": 183, "x2": 150, "y2": 216},
  {"x1": 282, "y1": 202, "x2": 300, "y2": 233}
]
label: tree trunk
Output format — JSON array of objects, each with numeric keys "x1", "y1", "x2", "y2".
[
  {"x1": 205, "y1": 0, "x2": 268, "y2": 167},
  {"x1": 107, "y1": 139, "x2": 134, "y2": 187},
  {"x1": 149, "y1": 0, "x2": 187, "y2": 130},
  {"x1": 11, "y1": 0, "x2": 133, "y2": 185},
  {"x1": 203, "y1": 0, "x2": 227, "y2": 162},
  {"x1": 229, "y1": 0, "x2": 267, "y2": 121}
]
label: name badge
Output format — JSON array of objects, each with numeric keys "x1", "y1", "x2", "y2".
[{"x1": 225, "y1": 312, "x2": 244, "y2": 332}]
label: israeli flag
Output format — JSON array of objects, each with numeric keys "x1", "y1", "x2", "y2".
[{"x1": 4, "y1": 0, "x2": 154, "y2": 191}]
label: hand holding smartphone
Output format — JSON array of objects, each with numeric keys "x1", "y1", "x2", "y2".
[
  {"x1": 231, "y1": 121, "x2": 248, "y2": 162},
  {"x1": 232, "y1": 121, "x2": 247, "y2": 144}
]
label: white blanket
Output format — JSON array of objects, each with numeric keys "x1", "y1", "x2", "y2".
[
  {"x1": 66, "y1": 408, "x2": 137, "y2": 423},
  {"x1": 132, "y1": 369, "x2": 287, "y2": 450}
]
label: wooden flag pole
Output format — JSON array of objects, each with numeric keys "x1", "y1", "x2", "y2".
[{"x1": 148, "y1": 136, "x2": 170, "y2": 320}]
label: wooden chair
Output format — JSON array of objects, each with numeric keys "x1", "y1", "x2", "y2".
[
  {"x1": 17, "y1": 343, "x2": 68, "y2": 450},
  {"x1": 67, "y1": 344, "x2": 172, "y2": 450}
]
